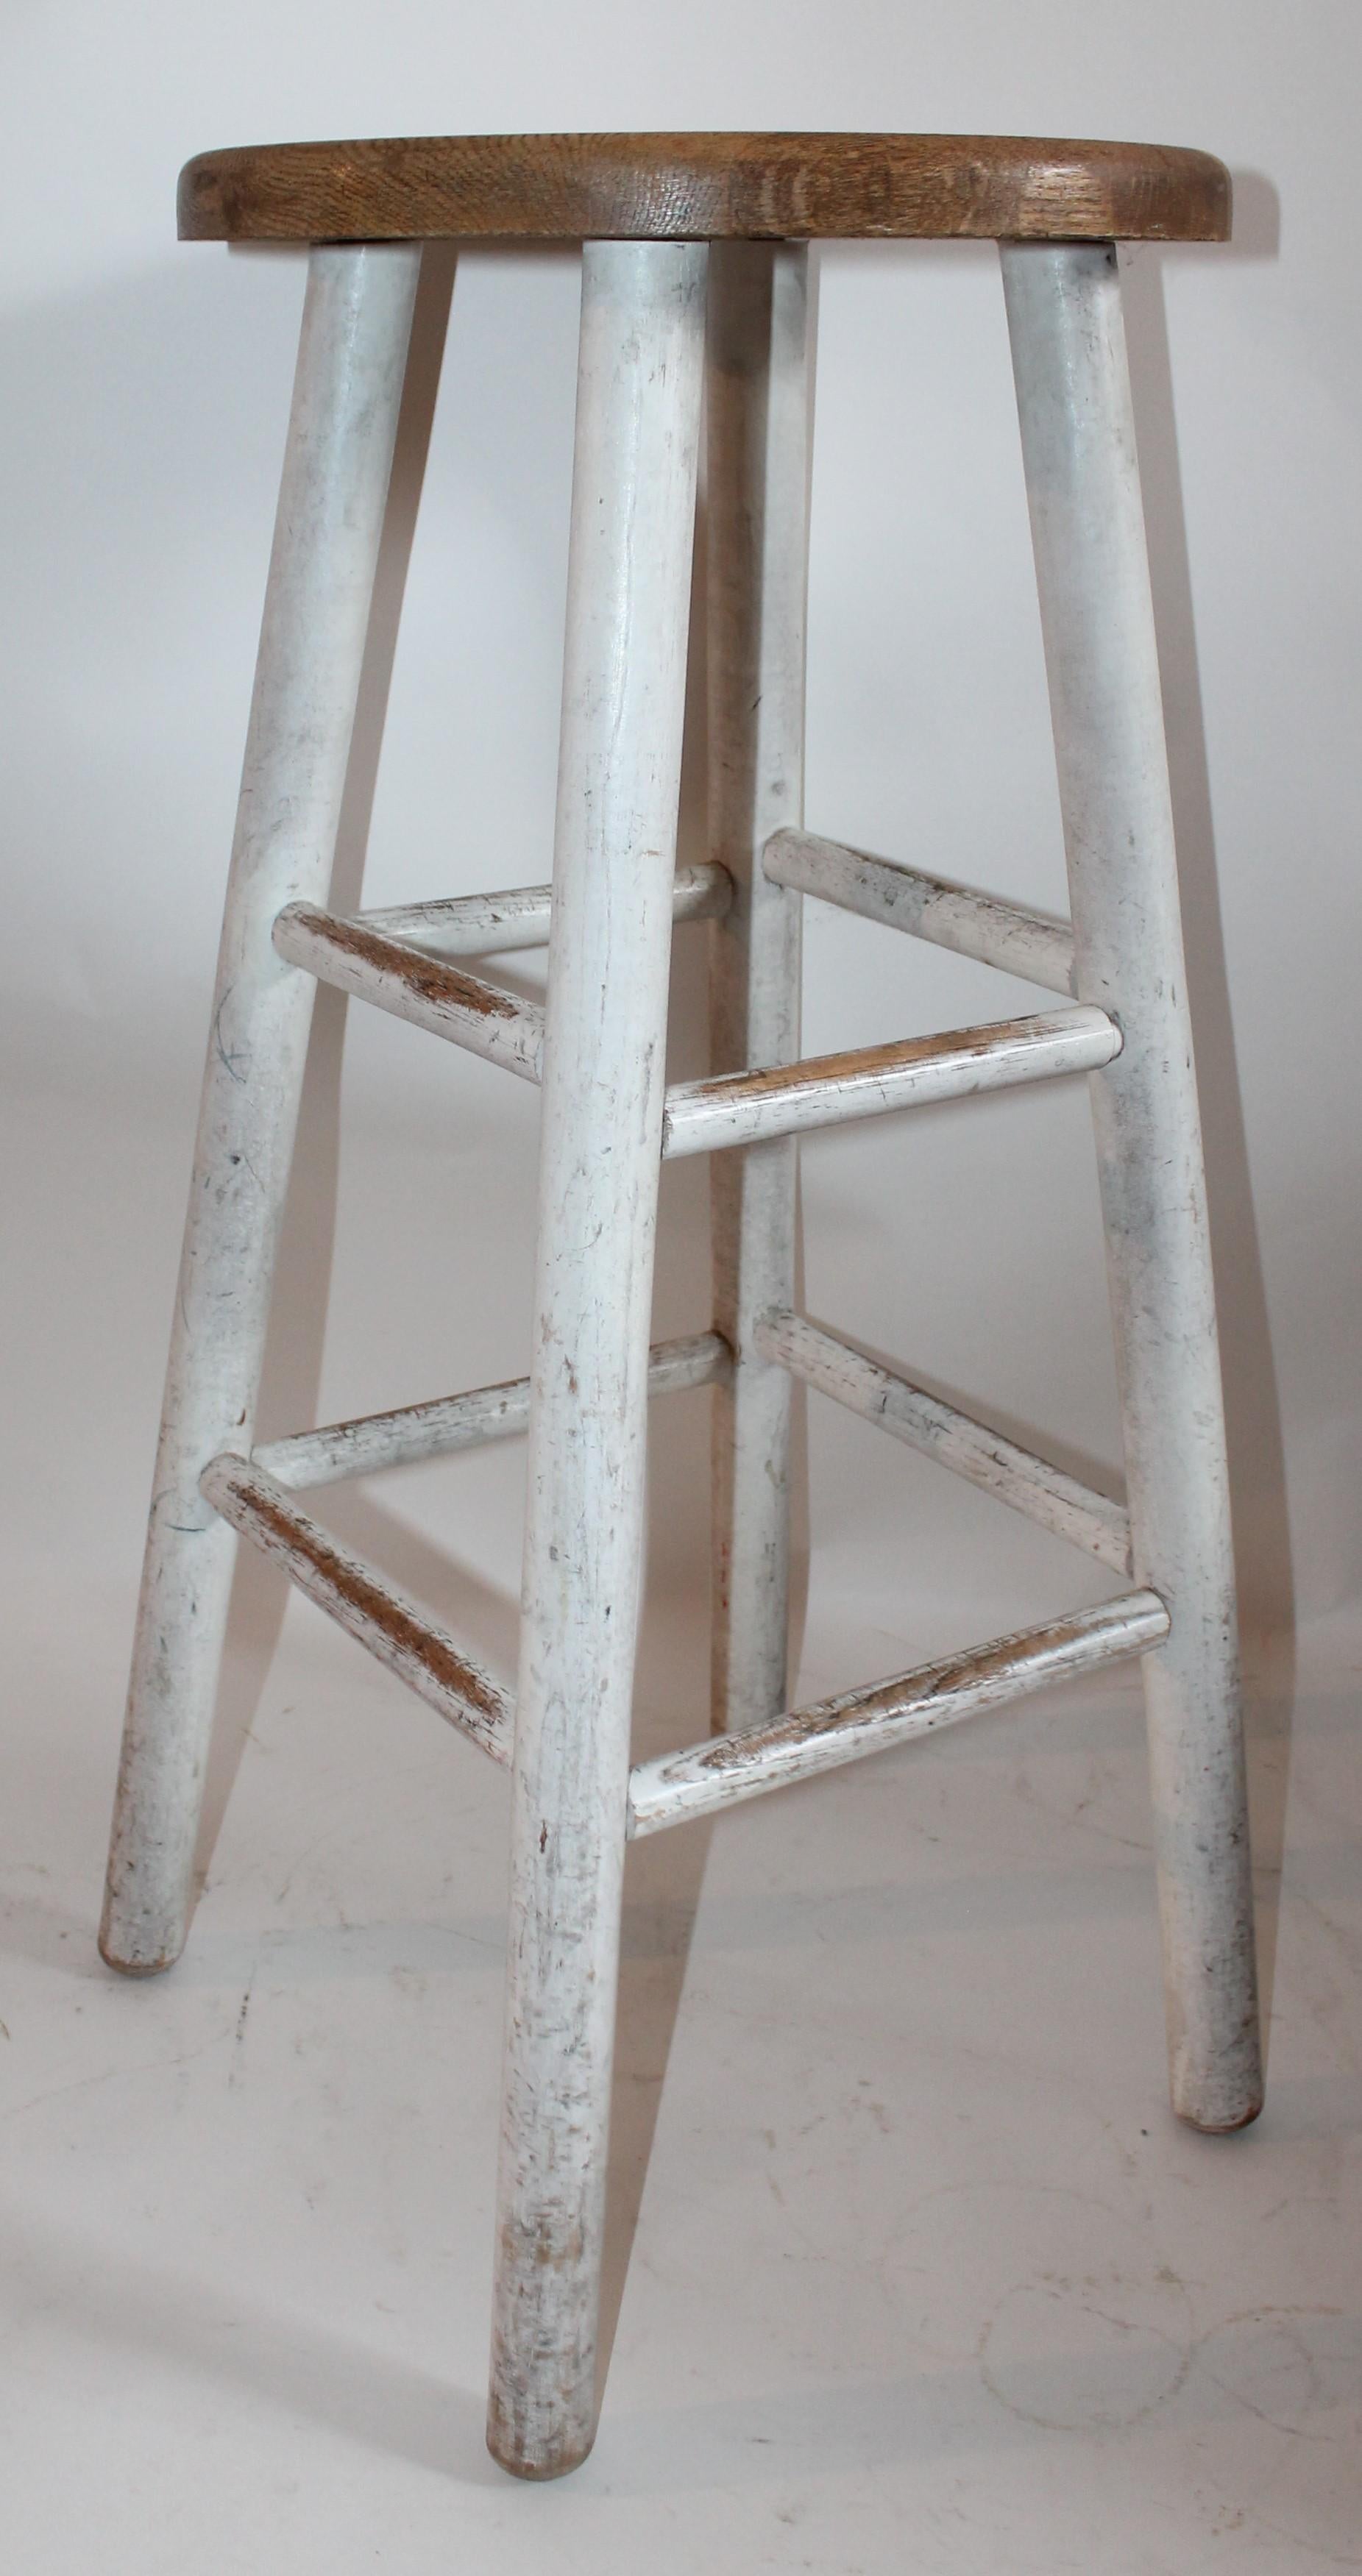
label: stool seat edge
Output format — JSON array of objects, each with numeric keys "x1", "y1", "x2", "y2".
[{"x1": 177, "y1": 131, "x2": 1231, "y2": 246}]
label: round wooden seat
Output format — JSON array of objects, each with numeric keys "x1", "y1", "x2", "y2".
[{"x1": 179, "y1": 130, "x2": 1230, "y2": 248}]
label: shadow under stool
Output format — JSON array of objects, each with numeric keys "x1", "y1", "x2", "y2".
[{"x1": 99, "y1": 131, "x2": 1263, "y2": 2480}]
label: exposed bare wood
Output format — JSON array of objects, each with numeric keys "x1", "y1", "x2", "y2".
[
  {"x1": 357, "y1": 860, "x2": 731, "y2": 955},
  {"x1": 180, "y1": 132, "x2": 1231, "y2": 248},
  {"x1": 272, "y1": 902, "x2": 545, "y2": 1078},
  {"x1": 662, "y1": 1003, "x2": 1120, "y2": 1157},
  {"x1": 628, "y1": 1591, "x2": 1171, "y2": 1835},
  {"x1": 758, "y1": 1310, "x2": 1131, "y2": 1571},
  {"x1": 252, "y1": 1330, "x2": 731, "y2": 1490},
  {"x1": 765, "y1": 827, "x2": 1076, "y2": 995},
  {"x1": 200, "y1": 1454, "x2": 513, "y2": 1763}
]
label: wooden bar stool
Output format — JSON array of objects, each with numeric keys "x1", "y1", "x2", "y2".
[{"x1": 100, "y1": 132, "x2": 1263, "y2": 2480}]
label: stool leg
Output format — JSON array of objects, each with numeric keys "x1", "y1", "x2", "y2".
[
  {"x1": 1003, "y1": 241, "x2": 1262, "y2": 2132},
  {"x1": 706, "y1": 243, "x2": 812, "y2": 1734},
  {"x1": 99, "y1": 246, "x2": 421, "y2": 1976},
  {"x1": 487, "y1": 241, "x2": 707, "y2": 2478}
]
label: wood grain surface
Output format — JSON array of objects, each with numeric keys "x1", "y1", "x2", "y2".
[{"x1": 180, "y1": 131, "x2": 1230, "y2": 246}]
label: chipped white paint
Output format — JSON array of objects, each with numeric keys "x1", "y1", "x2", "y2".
[
  {"x1": 628, "y1": 1590, "x2": 1170, "y2": 1835},
  {"x1": 100, "y1": 244, "x2": 422, "y2": 1977},
  {"x1": 272, "y1": 900, "x2": 545, "y2": 1079},
  {"x1": 252, "y1": 1329, "x2": 730, "y2": 1491},
  {"x1": 706, "y1": 242, "x2": 812, "y2": 1738},
  {"x1": 487, "y1": 241, "x2": 708, "y2": 2482},
  {"x1": 662, "y1": 1003, "x2": 1120, "y2": 1158},
  {"x1": 357, "y1": 858, "x2": 731, "y2": 955},
  {"x1": 765, "y1": 826, "x2": 1077, "y2": 995},
  {"x1": 1004, "y1": 240, "x2": 1261, "y2": 2132},
  {"x1": 758, "y1": 1309, "x2": 1132, "y2": 1573},
  {"x1": 200, "y1": 1454, "x2": 512, "y2": 1762}
]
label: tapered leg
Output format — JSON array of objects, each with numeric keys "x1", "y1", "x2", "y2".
[
  {"x1": 100, "y1": 245, "x2": 421, "y2": 1975},
  {"x1": 706, "y1": 242, "x2": 812, "y2": 1734},
  {"x1": 487, "y1": 240, "x2": 708, "y2": 2479},
  {"x1": 1003, "y1": 241, "x2": 1262, "y2": 2131}
]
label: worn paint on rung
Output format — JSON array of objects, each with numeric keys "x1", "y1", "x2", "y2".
[
  {"x1": 764, "y1": 826, "x2": 1077, "y2": 995},
  {"x1": 273, "y1": 902, "x2": 545, "y2": 1078},
  {"x1": 201, "y1": 1452, "x2": 513, "y2": 1762},
  {"x1": 628, "y1": 1590, "x2": 1169, "y2": 1834},
  {"x1": 357, "y1": 861, "x2": 732, "y2": 956},
  {"x1": 252, "y1": 1329, "x2": 731, "y2": 1491},
  {"x1": 663, "y1": 1003, "x2": 1120, "y2": 1156},
  {"x1": 758, "y1": 1309, "x2": 1131, "y2": 1571}
]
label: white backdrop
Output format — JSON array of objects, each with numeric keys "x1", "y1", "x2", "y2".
[
  {"x1": 4, "y1": 15, "x2": 1362, "y2": 2566},
  {"x1": 3, "y1": 0, "x2": 1359, "y2": 1697}
]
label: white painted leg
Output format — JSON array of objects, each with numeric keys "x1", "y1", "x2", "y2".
[
  {"x1": 1003, "y1": 241, "x2": 1262, "y2": 2131},
  {"x1": 706, "y1": 241, "x2": 812, "y2": 1733},
  {"x1": 100, "y1": 245, "x2": 421, "y2": 1975},
  {"x1": 487, "y1": 240, "x2": 707, "y2": 2478}
]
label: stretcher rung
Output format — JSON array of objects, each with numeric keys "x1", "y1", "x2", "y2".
[
  {"x1": 199, "y1": 1453, "x2": 513, "y2": 1764},
  {"x1": 252, "y1": 1331, "x2": 731, "y2": 1492},
  {"x1": 355, "y1": 860, "x2": 731, "y2": 956},
  {"x1": 272, "y1": 903, "x2": 546, "y2": 1078},
  {"x1": 661, "y1": 1004, "x2": 1120, "y2": 1158},
  {"x1": 764, "y1": 828, "x2": 1077, "y2": 995},
  {"x1": 627, "y1": 1590, "x2": 1169, "y2": 1836},
  {"x1": 758, "y1": 1309, "x2": 1131, "y2": 1572},
  {"x1": 274, "y1": 889, "x2": 1112, "y2": 1160}
]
